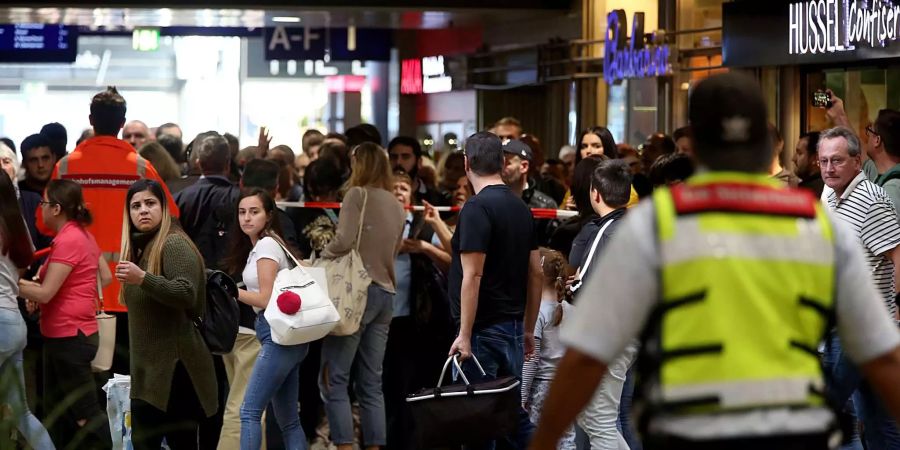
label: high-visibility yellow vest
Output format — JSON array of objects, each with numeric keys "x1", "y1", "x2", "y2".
[{"x1": 648, "y1": 172, "x2": 835, "y2": 415}]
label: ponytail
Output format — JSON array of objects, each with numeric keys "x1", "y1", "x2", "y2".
[
  {"x1": 46, "y1": 179, "x2": 92, "y2": 227},
  {"x1": 73, "y1": 204, "x2": 93, "y2": 227}
]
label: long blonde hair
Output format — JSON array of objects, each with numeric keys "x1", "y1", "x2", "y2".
[
  {"x1": 345, "y1": 142, "x2": 393, "y2": 193},
  {"x1": 119, "y1": 179, "x2": 202, "y2": 300}
]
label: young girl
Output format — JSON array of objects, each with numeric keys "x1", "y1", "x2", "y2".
[
  {"x1": 521, "y1": 248, "x2": 576, "y2": 450},
  {"x1": 224, "y1": 188, "x2": 308, "y2": 450}
]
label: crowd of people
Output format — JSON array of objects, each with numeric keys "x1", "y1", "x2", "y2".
[{"x1": 5, "y1": 71, "x2": 900, "y2": 450}]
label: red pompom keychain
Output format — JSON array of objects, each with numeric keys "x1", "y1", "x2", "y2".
[{"x1": 276, "y1": 291, "x2": 302, "y2": 315}]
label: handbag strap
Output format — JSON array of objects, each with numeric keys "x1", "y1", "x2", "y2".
[
  {"x1": 95, "y1": 271, "x2": 105, "y2": 313},
  {"x1": 270, "y1": 235, "x2": 303, "y2": 269},
  {"x1": 353, "y1": 187, "x2": 368, "y2": 252}
]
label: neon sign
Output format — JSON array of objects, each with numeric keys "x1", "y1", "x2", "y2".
[
  {"x1": 401, "y1": 55, "x2": 453, "y2": 94},
  {"x1": 401, "y1": 58, "x2": 423, "y2": 94},
  {"x1": 604, "y1": 10, "x2": 672, "y2": 84},
  {"x1": 788, "y1": 0, "x2": 900, "y2": 55}
]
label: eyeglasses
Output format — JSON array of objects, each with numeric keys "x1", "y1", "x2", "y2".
[
  {"x1": 818, "y1": 157, "x2": 851, "y2": 168},
  {"x1": 866, "y1": 125, "x2": 879, "y2": 137},
  {"x1": 38, "y1": 200, "x2": 58, "y2": 207}
]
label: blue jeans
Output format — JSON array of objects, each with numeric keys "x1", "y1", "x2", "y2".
[
  {"x1": 461, "y1": 319, "x2": 535, "y2": 450},
  {"x1": 0, "y1": 307, "x2": 54, "y2": 450},
  {"x1": 320, "y1": 283, "x2": 393, "y2": 446},
  {"x1": 824, "y1": 332, "x2": 900, "y2": 449},
  {"x1": 240, "y1": 312, "x2": 309, "y2": 450},
  {"x1": 618, "y1": 365, "x2": 641, "y2": 450}
]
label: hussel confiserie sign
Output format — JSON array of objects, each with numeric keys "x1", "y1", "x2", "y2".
[
  {"x1": 723, "y1": 0, "x2": 900, "y2": 67},
  {"x1": 789, "y1": 0, "x2": 900, "y2": 55}
]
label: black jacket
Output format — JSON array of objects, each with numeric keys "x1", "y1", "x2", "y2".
[{"x1": 174, "y1": 175, "x2": 240, "y2": 245}]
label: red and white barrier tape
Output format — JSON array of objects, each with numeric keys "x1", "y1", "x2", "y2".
[{"x1": 277, "y1": 201, "x2": 578, "y2": 220}]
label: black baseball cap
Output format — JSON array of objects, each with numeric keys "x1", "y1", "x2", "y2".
[
  {"x1": 689, "y1": 72, "x2": 769, "y2": 156},
  {"x1": 502, "y1": 139, "x2": 533, "y2": 161}
]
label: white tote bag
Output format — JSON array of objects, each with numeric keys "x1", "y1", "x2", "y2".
[
  {"x1": 91, "y1": 274, "x2": 116, "y2": 372},
  {"x1": 264, "y1": 238, "x2": 339, "y2": 346}
]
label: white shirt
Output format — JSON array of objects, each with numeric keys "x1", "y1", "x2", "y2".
[
  {"x1": 241, "y1": 236, "x2": 290, "y2": 332},
  {"x1": 534, "y1": 299, "x2": 575, "y2": 379},
  {"x1": 0, "y1": 251, "x2": 18, "y2": 310},
  {"x1": 826, "y1": 170, "x2": 900, "y2": 318}
]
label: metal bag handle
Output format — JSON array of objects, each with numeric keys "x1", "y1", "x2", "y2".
[{"x1": 436, "y1": 353, "x2": 487, "y2": 388}]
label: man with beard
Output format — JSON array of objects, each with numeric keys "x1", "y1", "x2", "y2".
[
  {"x1": 793, "y1": 131, "x2": 824, "y2": 197},
  {"x1": 502, "y1": 139, "x2": 558, "y2": 245},
  {"x1": 387, "y1": 136, "x2": 444, "y2": 205}
]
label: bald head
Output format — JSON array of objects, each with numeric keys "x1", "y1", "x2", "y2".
[{"x1": 123, "y1": 120, "x2": 151, "y2": 148}]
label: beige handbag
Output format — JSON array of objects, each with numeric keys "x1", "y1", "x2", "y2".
[
  {"x1": 91, "y1": 274, "x2": 116, "y2": 372},
  {"x1": 312, "y1": 187, "x2": 371, "y2": 336}
]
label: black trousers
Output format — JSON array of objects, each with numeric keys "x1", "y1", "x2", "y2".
[
  {"x1": 131, "y1": 362, "x2": 204, "y2": 450},
  {"x1": 109, "y1": 312, "x2": 129, "y2": 376},
  {"x1": 43, "y1": 330, "x2": 110, "y2": 450},
  {"x1": 383, "y1": 316, "x2": 419, "y2": 450}
]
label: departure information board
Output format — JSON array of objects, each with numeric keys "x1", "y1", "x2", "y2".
[{"x1": 0, "y1": 24, "x2": 77, "y2": 63}]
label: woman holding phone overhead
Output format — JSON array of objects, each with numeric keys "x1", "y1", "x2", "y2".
[
  {"x1": 115, "y1": 179, "x2": 217, "y2": 450},
  {"x1": 18, "y1": 179, "x2": 112, "y2": 449}
]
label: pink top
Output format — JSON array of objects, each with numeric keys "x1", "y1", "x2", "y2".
[{"x1": 39, "y1": 221, "x2": 100, "y2": 338}]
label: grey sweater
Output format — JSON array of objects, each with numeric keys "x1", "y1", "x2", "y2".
[
  {"x1": 323, "y1": 186, "x2": 406, "y2": 292},
  {"x1": 123, "y1": 232, "x2": 218, "y2": 417}
]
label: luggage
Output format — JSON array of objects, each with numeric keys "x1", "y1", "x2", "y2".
[{"x1": 406, "y1": 354, "x2": 521, "y2": 448}]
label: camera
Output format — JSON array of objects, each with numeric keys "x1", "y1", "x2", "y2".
[{"x1": 812, "y1": 90, "x2": 832, "y2": 108}]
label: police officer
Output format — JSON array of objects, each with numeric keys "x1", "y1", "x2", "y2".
[{"x1": 529, "y1": 73, "x2": 900, "y2": 449}]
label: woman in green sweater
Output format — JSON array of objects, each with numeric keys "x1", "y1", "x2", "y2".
[{"x1": 115, "y1": 179, "x2": 217, "y2": 450}]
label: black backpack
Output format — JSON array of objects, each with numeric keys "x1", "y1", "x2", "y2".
[
  {"x1": 194, "y1": 203, "x2": 235, "y2": 270},
  {"x1": 194, "y1": 269, "x2": 240, "y2": 354}
]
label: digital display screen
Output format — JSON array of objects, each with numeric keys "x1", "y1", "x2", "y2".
[{"x1": 0, "y1": 24, "x2": 77, "y2": 63}]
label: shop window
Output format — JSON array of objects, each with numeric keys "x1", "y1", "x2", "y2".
[
  {"x1": 677, "y1": 0, "x2": 723, "y2": 49},
  {"x1": 805, "y1": 68, "x2": 899, "y2": 139}
]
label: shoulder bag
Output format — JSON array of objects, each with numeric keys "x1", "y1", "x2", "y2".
[
  {"x1": 312, "y1": 187, "x2": 372, "y2": 336},
  {"x1": 91, "y1": 273, "x2": 116, "y2": 372},
  {"x1": 264, "y1": 237, "x2": 340, "y2": 345}
]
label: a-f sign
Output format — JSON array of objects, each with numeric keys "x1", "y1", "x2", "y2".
[{"x1": 268, "y1": 26, "x2": 320, "y2": 51}]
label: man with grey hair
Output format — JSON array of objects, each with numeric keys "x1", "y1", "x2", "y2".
[
  {"x1": 173, "y1": 132, "x2": 238, "y2": 269},
  {"x1": 819, "y1": 125, "x2": 900, "y2": 448}
]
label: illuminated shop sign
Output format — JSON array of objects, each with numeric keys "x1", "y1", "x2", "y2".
[
  {"x1": 724, "y1": 1, "x2": 900, "y2": 67},
  {"x1": 604, "y1": 10, "x2": 672, "y2": 84},
  {"x1": 789, "y1": 0, "x2": 900, "y2": 55},
  {"x1": 401, "y1": 55, "x2": 453, "y2": 94}
]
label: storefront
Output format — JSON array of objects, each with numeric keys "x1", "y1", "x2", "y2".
[{"x1": 723, "y1": 0, "x2": 900, "y2": 143}]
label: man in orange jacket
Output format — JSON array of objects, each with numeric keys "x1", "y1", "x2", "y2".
[{"x1": 41, "y1": 86, "x2": 179, "y2": 375}]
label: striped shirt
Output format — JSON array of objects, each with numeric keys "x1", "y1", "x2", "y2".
[{"x1": 826, "y1": 171, "x2": 900, "y2": 318}]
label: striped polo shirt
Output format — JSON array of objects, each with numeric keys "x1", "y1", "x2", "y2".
[{"x1": 826, "y1": 170, "x2": 900, "y2": 318}]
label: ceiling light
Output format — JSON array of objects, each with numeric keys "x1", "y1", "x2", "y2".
[{"x1": 273, "y1": 16, "x2": 301, "y2": 23}]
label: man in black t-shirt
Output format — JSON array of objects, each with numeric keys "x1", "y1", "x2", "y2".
[{"x1": 448, "y1": 131, "x2": 541, "y2": 449}]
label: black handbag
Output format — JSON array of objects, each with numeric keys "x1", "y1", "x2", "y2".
[{"x1": 406, "y1": 354, "x2": 521, "y2": 448}]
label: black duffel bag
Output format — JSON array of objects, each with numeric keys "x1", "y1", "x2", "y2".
[{"x1": 406, "y1": 354, "x2": 520, "y2": 448}]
